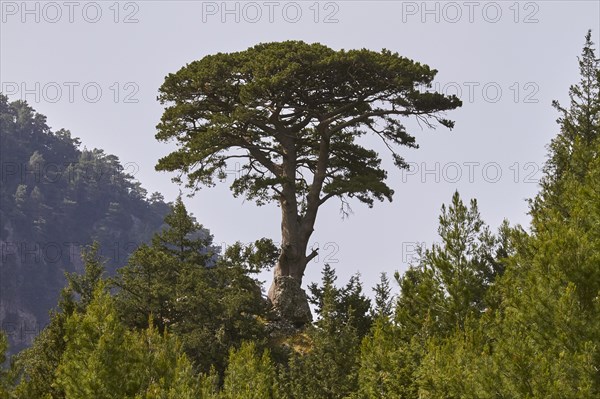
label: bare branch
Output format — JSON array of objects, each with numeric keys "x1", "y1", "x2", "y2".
[{"x1": 306, "y1": 248, "x2": 319, "y2": 263}]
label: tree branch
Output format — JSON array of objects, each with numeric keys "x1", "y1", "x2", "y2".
[{"x1": 306, "y1": 248, "x2": 319, "y2": 263}]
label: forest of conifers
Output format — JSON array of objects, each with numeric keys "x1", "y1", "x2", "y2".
[{"x1": 1, "y1": 32, "x2": 599, "y2": 398}]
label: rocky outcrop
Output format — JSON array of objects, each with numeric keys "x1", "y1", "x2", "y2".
[{"x1": 267, "y1": 276, "x2": 312, "y2": 326}]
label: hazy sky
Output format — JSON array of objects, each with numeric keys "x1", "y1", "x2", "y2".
[{"x1": 2, "y1": 0, "x2": 599, "y2": 292}]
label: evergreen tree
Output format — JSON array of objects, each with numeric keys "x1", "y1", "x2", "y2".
[
  {"x1": 0, "y1": 333, "x2": 9, "y2": 399},
  {"x1": 10, "y1": 243, "x2": 106, "y2": 399},
  {"x1": 394, "y1": 191, "x2": 504, "y2": 343},
  {"x1": 356, "y1": 192, "x2": 506, "y2": 399},
  {"x1": 55, "y1": 284, "x2": 201, "y2": 399},
  {"x1": 282, "y1": 266, "x2": 364, "y2": 398},
  {"x1": 419, "y1": 32, "x2": 600, "y2": 398},
  {"x1": 371, "y1": 273, "x2": 393, "y2": 320},
  {"x1": 65, "y1": 242, "x2": 106, "y2": 311},
  {"x1": 308, "y1": 264, "x2": 372, "y2": 338},
  {"x1": 155, "y1": 41, "x2": 461, "y2": 323},
  {"x1": 533, "y1": 29, "x2": 600, "y2": 221},
  {"x1": 356, "y1": 319, "x2": 418, "y2": 399},
  {"x1": 221, "y1": 342, "x2": 280, "y2": 399},
  {"x1": 421, "y1": 191, "x2": 503, "y2": 330},
  {"x1": 115, "y1": 198, "x2": 267, "y2": 375},
  {"x1": 155, "y1": 196, "x2": 214, "y2": 264},
  {"x1": 115, "y1": 196, "x2": 214, "y2": 331}
]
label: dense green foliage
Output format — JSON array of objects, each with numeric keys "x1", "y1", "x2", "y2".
[
  {"x1": 115, "y1": 196, "x2": 270, "y2": 375},
  {"x1": 1, "y1": 33, "x2": 599, "y2": 398},
  {"x1": 220, "y1": 342, "x2": 280, "y2": 399},
  {"x1": 55, "y1": 285, "x2": 201, "y2": 399},
  {"x1": 0, "y1": 333, "x2": 9, "y2": 398},
  {"x1": 155, "y1": 40, "x2": 461, "y2": 208},
  {"x1": 417, "y1": 31, "x2": 600, "y2": 398}
]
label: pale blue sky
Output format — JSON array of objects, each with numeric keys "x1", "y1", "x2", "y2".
[{"x1": 2, "y1": 1, "x2": 599, "y2": 292}]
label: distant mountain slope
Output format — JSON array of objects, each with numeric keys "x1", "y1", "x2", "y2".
[{"x1": 0, "y1": 94, "x2": 171, "y2": 354}]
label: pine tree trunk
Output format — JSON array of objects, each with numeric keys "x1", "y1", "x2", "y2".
[
  {"x1": 267, "y1": 196, "x2": 313, "y2": 325},
  {"x1": 266, "y1": 131, "x2": 328, "y2": 325}
]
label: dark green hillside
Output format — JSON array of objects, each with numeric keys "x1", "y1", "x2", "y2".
[{"x1": 0, "y1": 94, "x2": 171, "y2": 354}]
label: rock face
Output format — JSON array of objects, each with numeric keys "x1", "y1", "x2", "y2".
[{"x1": 268, "y1": 276, "x2": 312, "y2": 326}]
